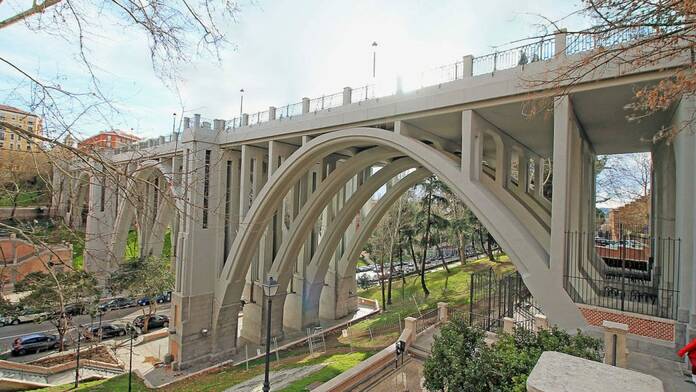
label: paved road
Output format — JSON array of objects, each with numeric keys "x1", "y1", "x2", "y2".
[{"x1": 0, "y1": 304, "x2": 171, "y2": 362}]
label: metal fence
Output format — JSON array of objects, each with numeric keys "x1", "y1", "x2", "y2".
[
  {"x1": 565, "y1": 26, "x2": 657, "y2": 55},
  {"x1": 563, "y1": 224, "x2": 680, "y2": 319},
  {"x1": 473, "y1": 39, "x2": 555, "y2": 75},
  {"x1": 415, "y1": 308, "x2": 440, "y2": 334},
  {"x1": 467, "y1": 268, "x2": 540, "y2": 333}
]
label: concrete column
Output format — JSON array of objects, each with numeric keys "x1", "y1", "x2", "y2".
[
  {"x1": 602, "y1": 320, "x2": 628, "y2": 368},
  {"x1": 549, "y1": 96, "x2": 585, "y2": 280},
  {"x1": 84, "y1": 164, "x2": 120, "y2": 277},
  {"x1": 672, "y1": 97, "x2": 696, "y2": 341},
  {"x1": 169, "y1": 126, "x2": 228, "y2": 369},
  {"x1": 534, "y1": 314, "x2": 549, "y2": 332},
  {"x1": 555, "y1": 28, "x2": 567, "y2": 57},
  {"x1": 269, "y1": 106, "x2": 276, "y2": 121},
  {"x1": 503, "y1": 317, "x2": 515, "y2": 334},
  {"x1": 462, "y1": 55, "x2": 474, "y2": 77},
  {"x1": 437, "y1": 302, "x2": 448, "y2": 323},
  {"x1": 302, "y1": 97, "x2": 310, "y2": 114},
  {"x1": 241, "y1": 113, "x2": 249, "y2": 126},
  {"x1": 342, "y1": 87, "x2": 351, "y2": 105}
]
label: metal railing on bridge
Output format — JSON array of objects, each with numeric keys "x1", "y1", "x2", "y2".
[{"x1": 136, "y1": 24, "x2": 667, "y2": 148}]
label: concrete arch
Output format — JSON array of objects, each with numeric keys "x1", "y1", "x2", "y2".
[
  {"x1": 68, "y1": 171, "x2": 91, "y2": 228},
  {"x1": 319, "y1": 168, "x2": 430, "y2": 319},
  {"x1": 273, "y1": 158, "x2": 419, "y2": 331},
  {"x1": 110, "y1": 161, "x2": 177, "y2": 264},
  {"x1": 215, "y1": 127, "x2": 585, "y2": 338},
  {"x1": 307, "y1": 168, "x2": 430, "y2": 323}
]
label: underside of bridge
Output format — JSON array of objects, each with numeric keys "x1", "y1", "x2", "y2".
[{"x1": 51, "y1": 51, "x2": 696, "y2": 370}]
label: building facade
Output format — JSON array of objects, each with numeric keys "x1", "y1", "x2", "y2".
[
  {"x1": 0, "y1": 104, "x2": 42, "y2": 152},
  {"x1": 78, "y1": 130, "x2": 141, "y2": 151}
]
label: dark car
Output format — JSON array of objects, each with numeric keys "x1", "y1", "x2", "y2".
[
  {"x1": 12, "y1": 333, "x2": 59, "y2": 356},
  {"x1": 137, "y1": 292, "x2": 172, "y2": 306},
  {"x1": 84, "y1": 323, "x2": 127, "y2": 340},
  {"x1": 133, "y1": 314, "x2": 169, "y2": 331},
  {"x1": 62, "y1": 303, "x2": 86, "y2": 317},
  {"x1": 99, "y1": 297, "x2": 136, "y2": 312}
]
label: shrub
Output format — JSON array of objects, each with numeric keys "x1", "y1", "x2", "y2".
[{"x1": 423, "y1": 315, "x2": 602, "y2": 392}]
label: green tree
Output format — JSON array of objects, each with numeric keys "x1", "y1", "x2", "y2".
[
  {"x1": 19, "y1": 270, "x2": 100, "y2": 351},
  {"x1": 110, "y1": 256, "x2": 174, "y2": 333},
  {"x1": 424, "y1": 316, "x2": 602, "y2": 392}
]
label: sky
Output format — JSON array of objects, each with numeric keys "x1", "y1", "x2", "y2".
[{"x1": 1, "y1": 0, "x2": 589, "y2": 140}]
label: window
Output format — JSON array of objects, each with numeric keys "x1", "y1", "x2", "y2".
[
  {"x1": 26, "y1": 145, "x2": 30, "y2": 151},
  {"x1": 10, "y1": 134, "x2": 14, "y2": 140},
  {"x1": 202, "y1": 150, "x2": 211, "y2": 228}
]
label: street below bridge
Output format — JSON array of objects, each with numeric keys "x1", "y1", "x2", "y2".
[{"x1": 0, "y1": 304, "x2": 171, "y2": 363}]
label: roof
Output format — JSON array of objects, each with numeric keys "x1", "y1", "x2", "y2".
[
  {"x1": 0, "y1": 104, "x2": 38, "y2": 118},
  {"x1": 80, "y1": 129, "x2": 142, "y2": 143}
]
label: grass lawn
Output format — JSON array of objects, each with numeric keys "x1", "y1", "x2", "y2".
[
  {"x1": 35, "y1": 375, "x2": 149, "y2": 391},
  {"x1": 350, "y1": 256, "x2": 513, "y2": 335},
  {"x1": 278, "y1": 352, "x2": 371, "y2": 392},
  {"x1": 37, "y1": 347, "x2": 374, "y2": 392}
]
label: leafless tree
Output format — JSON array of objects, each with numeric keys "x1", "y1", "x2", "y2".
[
  {"x1": 0, "y1": 1, "x2": 242, "y2": 305},
  {"x1": 519, "y1": 0, "x2": 695, "y2": 141}
]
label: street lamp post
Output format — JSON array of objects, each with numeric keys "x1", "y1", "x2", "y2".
[
  {"x1": 74, "y1": 324, "x2": 82, "y2": 388},
  {"x1": 127, "y1": 322, "x2": 135, "y2": 392},
  {"x1": 372, "y1": 41, "x2": 378, "y2": 78},
  {"x1": 262, "y1": 276, "x2": 279, "y2": 392},
  {"x1": 239, "y1": 89, "x2": 245, "y2": 117}
]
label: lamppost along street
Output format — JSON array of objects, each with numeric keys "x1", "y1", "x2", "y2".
[
  {"x1": 372, "y1": 41, "x2": 378, "y2": 78},
  {"x1": 239, "y1": 88, "x2": 245, "y2": 117},
  {"x1": 262, "y1": 276, "x2": 279, "y2": 392},
  {"x1": 74, "y1": 323, "x2": 83, "y2": 388},
  {"x1": 127, "y1": 322, "x2": 135, "y2": 392}
]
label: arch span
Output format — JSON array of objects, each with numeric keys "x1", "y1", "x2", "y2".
[
  {"x1": 110, "y1": 161, "x2": 178, "y2": 264},
  {"x1": 215, "y1": 127, "x2": 585, "y2": 340}
]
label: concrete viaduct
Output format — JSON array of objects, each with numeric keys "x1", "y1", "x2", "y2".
[{"x1": 51, "y1": 30, "x2": 696, "y2": 369}]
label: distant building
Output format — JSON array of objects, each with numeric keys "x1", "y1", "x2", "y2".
[
  {"x1": 78, "y1": 129, "x2": 141, "y2": 151},
  {"x1": 606, "y1": 194, "x2": 650, "y2": 237},
  {"x1": 0, "y1": 104, "x2": 42, "y2": 152},
  {"x1": 0, "y1": 234, "x2": 72, "y2": 294}
]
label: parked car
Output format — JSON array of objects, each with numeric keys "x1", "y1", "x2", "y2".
[
  {"x1": 62, "y1": 303, "x2": 86, "y2": 317},
  {"x1": 98, "y1": 297, "x2": 136, "y2": 312},
  {"x1": 1, "y1": 308, "x2": 49, "y2": 326},
  {"x1": 133, "y1": 314, "x2": 170, "y2": 331},
  {"x1": 84, "y1": 323, "x2": 127, "y2": 340},
  {"x1": 137, "y1": 292, "x2": 172, "y2": 306},
  {"x1": 12, "y1": 333, "x2": 59, "y2": 356}
]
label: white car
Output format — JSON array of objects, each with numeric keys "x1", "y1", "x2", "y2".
[{"x1": 0, "y1": 309, "x2": 49, "y2": 326}]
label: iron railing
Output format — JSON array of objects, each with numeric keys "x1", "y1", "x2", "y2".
[
  {"x1": 473, "y1": 39, "x2": 555, "y2": 75},
  {"x1": 415, "y1": 308, "x2": 440, "y2": 334},
  {"x1": 467, "y1": 269, "x2": 540, "y2": 333},
  {"x1": 563, "y1": 224, "x2": 680, "y2": 319},
  {"x1": 309, "y1": 92, "x2": 344, "y2": 112},
  {"x1": 276, "y1": 101, "x2": 304, "y2": 120},
  {"x1": 566, "y1": 26, "x2": 657, "y2": 55}
]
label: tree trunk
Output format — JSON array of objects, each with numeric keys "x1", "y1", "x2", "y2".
[
  {"x1": 387, "y1": 243, "x2": 393, "y2": 305},
  {"x1": 379, "y1": 253, "x2": 386, "y2": 310},
  {"x1": 408, "y1": 235, "x2": 420, "y2": 274},
  {"x1": 486, "y1": 233, "x2": 496, "y2": 262},
  {"x1": 420, "y1": 188, "x2": 433, "y2": 297},
  {"x1": 435, "y1": 242, "x2": 450, "y2": 274}
]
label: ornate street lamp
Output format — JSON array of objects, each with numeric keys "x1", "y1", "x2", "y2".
[{"x1": 262, "y1": 275, "x2": 279, "y2": 392}]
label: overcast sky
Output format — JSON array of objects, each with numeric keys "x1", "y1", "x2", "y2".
[{"x1": 1, "y1": 0, "x2": 591, "y2": 140}]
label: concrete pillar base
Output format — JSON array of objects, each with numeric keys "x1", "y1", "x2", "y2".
[
  {"x1": 169, "y1": 292, "x2": 215, "y2": 370},
  {"x1": 240, "y1": 291, "x2": 286, "y2": 344}
]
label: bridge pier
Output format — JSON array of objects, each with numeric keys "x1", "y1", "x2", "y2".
[
  {"x1": 83, "y1": 162, "x2": 119, "y2": 277},
  {"x1": 170, "y1": 119, "x2": 230, "y2": 369}
]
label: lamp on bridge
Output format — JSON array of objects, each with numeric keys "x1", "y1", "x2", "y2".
[{"x1": 262, "y1": 275, "x2": 279, "y2": 392}]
